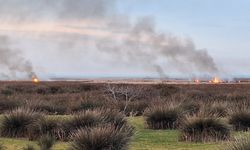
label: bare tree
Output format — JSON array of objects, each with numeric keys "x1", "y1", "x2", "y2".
[{"x1": 104, "y1": 84, "x2": 142, "y2": 114}]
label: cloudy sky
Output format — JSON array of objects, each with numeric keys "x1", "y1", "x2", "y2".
[{"x1": 0, "y1": 0, "x2": 249, "y2": 79}]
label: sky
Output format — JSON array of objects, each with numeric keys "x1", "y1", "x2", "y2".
[
  {"x1": 0, "y1": 0, "x2": 249, "y2": 80},
  {"x1": 117, "y1": 0, "x2": 250, "y2": 76}
]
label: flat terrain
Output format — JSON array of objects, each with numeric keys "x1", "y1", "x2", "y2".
[
  {"x1": 0, "y1": 81, "x2": 250, "y2": 150},
  {"x1": 0, "y1": 117, "x2": 223, "y2": 150}
]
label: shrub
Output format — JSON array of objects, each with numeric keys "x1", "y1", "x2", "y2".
[
  {"x1": 116, "y1": 101, "x2": 148, "y2": 116},
  {"x1": 28, "y1": 118, "x2": 60, "y2": 140},
  {"x1": 144, "y1": 105, "x2": 183, "y2": 129},
  {"x1": 63, "y1": 109, "x2": 129, "y2": 140},
  {"x1": 0, "y1": 108, "x2": 42, "y2": 138},
  {"x1": 180, "y1": 117, "x2": 230, "y2": 142},
  {"x1": 229, "y1": 111, "x2": 250, "y2": 131},
  {"x1": 225, "y1": 136, "x2": 250, "y2": 150},
  {"x1": 179, "y1": 101, "x2": 200, "y2": 115},
  {"x1": 48, "y1": 86, "x2": 63, "y2": 94},
  {"x1": 156, "y1": 85, "x2": 179, "y2": 97},
  {"x1": 77, "y1": 84, "x2": 97, "y2": 92},
  {"x1": 0, "y1": 100, "x2": 21, "y2": 113},
  {"x1": 1, "y1": 88, "x2": 13, "y2": 96},
  {"x1": 38, "y1": 134, "x2": 55, "y2": 150},
  {"x1": 23, "y1": 144, "x2": 35, "y2": 150},
  {"x1": 32, "y1": 103, "x2": 67, "y2": 115},
  {"x1": 63, "y1": 110, "x2": 104, "y2": 136},
  {"x1": 72, "y1": 100, "x2": 103, "y2": 112},
  {"x1": 208, "y1": 105, "x2": 228, "y2": 117},
  {"x1": 69, "y1": 124, "x2": 134, "y2": 150},
  {"x1": 98, "y1": 108, "x2": 127, "y2": 128}
]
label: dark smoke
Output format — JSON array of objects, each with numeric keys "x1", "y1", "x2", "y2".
[
  {"x1": 0, "y1": 0, "x2": 219, "y2": 79},
  {"x1": 0, "y1": 36, "x2": 35, "y2": 79},
  {"x1": 97, "y1": 18, "x2": 218, "y2": 76}
]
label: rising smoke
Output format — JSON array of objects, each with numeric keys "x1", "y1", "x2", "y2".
[
  {"x1": 0, "y1": 0, "x2": 114, "y2": 21},
  {"x1": 0, "y1": 36, "x2": 35, "y2": 79},
  {"x1": 97, "y1": 17, "x2": 218, "y2": 76},
  {"x1": 0, "y1": 0, "x2": 219, "y2": 79}
]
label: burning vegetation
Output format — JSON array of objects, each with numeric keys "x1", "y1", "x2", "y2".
[
  {"x1": 210, "y1": 77, "x2": 222, "y2": 84},
  {"x1": 32, "y1": 75, "x2": 39, "y2": 83},
  {"x1": 193, "y1": 77, "x2": 223, "y2": 84}
]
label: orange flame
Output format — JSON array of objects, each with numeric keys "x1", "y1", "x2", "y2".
[
  {"x1": 32, "y1": 75, "x2": 39, "y2": 83},
  {"x1": 211, "y1": 77, "x2": 221, "y2": 84},
  {"x1": 194, "y1": 79, "x2": 200, "y2": 83}
]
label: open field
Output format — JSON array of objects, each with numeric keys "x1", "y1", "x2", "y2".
[
  {"x1": 0, "y1": 81, "x2": 250, "y2": 150},
  {"x1": 0, "y1": 117, "x2": 224, "y2": 150}
]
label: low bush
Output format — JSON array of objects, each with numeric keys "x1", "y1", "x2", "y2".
[
  {"x1": 32, "y1": 103, "x2": 67, "y2": 115},
  {"x1": 77, "y1": 84, "x2": 98, "y2": 92},
  {"x1": 180, "y1": 117, "x2": 230, "y2": 142},
  {"x1": 156, "y1": 85, "x2": 179, "y2": 97},
  {"x1": 63, "y1": 110, "x2": 104, "y2": 137},
  {"x1": 28, "y1": 118, "x2": 60, "y2": 140},
  {"x1": 225, "y1": 136, "x2": 250, "y2": 150},
  {"x1": 144, "y1": 105, "x2": 183, "y2": 129},
  {"x1": 69, "y1": 124, "x2": 134, "y2": 150},
  {"x1": 48, "y1": 86, "x2": 63, "y2": 94},
  {"x1": 179, "y1": 101, "x2": 200, "y2": 116},
  {"x1": 98, "y1": 108, "x2": 127, "y2": 128},
  {"x1": 0, "y1": 100, "x2": 22, "y2": 113},
  {"x1": 208, "y1": 104, "x2": 228, "y2": 117},
  {"x1": 0, "y1": 108, "x2": 42, "y2": 138},
  {"x1": 229, "y1": 111, "x2": 250, "y2": 131},
  {"x1": 1, "y1": 88, "x2": 14, "y2": 96},
  {"x1": 72, "y1": 100, "x2": 103, "y2": 112},
  {"x1": 38, "y1": 134, "x2": 55, "y2": 150},
  {"x1": 116, "y1": 101, "x2": 148, "y2": 116}
]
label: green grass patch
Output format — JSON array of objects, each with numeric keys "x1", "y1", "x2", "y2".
[
  {"x1": 128, "y1": 117, "x2": 222, "y2": 150},
  {"x1": 0, "y1": 116, "x2": 242, "y2": 150}
]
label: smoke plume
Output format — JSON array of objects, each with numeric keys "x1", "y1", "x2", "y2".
[
  {"x1": 0, "y1": 36, "x2": 34, "y2": 79},
  {"x1": 0, "y1": 0, "x2": 114, "y2": 21},
  {"x1": 97, "y1": 18, "x2": 218, "y2": 76},
  {"x1": 0, "y1": 0, "x2": 219, "y2": 79}
]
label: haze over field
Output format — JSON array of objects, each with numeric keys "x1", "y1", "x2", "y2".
[{"x1": 0, "y1": 0, "x2": 249, "y2": 80}]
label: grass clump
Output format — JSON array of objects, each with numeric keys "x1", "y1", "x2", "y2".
[
  {"x1": 180, "y1": 117, "x2": 230, "y2": 142},
  {"x1": 62, "y1": 109, "x2": 130, "y2": 140},
  {"x1": 144, "y1": 105, "x2": 183, "y2": 129},
  {"x1": 38, "y1": 134, "x2": 55, "y2": 150},
  {"x1": 72, "y1": 99, "x2": 103, "y2": 112},
  {"x1": 179, "y1": 101, "x2": 200, "y2": 116},
  {"x1": 116, "y1": 101, "x2": 148, "y2": 116},
  {"x1": 31, "y1": 102, "x2": 67, "y2": 115},
  {"x1": 63, "y1": 110, "x2": 104, "y2": 137},
  {"x1": 229, "y1": 111, "x2": 250, "y2": 131},
  {"x1": 69, "y1": 124, "x2": 134, "y2": 150},
  {"x1": 225, "y1": 136, "x2": 250, "y2": 150},
  {"x1": 0, "y1": 108, "x2": 42, "y2": 138},
  {"x1": 29, "y1": 118, "x2": 60, "y2": 140},
  {"x1": 209, "y1": 105, "x2": 228, "y2": 117},
  {"x1": 98, "y1": 108, "x2": 127, "y2": 128},
  {"x1": 23, "y1": 144, "x2": 35, "y2": 150},
  {"x1": 0, "y1": 99, "x2": 22, "y2": 113},
  {"x1": 0, "y1": 144, "x2": 4, "y2": 150}
]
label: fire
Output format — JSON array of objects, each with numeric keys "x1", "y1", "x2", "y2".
[
  {"x1": 32, "y1": 75, "x2": 39, "y2": 83},
  {"x1": 211, "y1": 77, "x2": 221, "y2": 84},
  {"x1": 194, "y1": 79, "x2": 200, "y2": 83}
]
